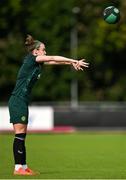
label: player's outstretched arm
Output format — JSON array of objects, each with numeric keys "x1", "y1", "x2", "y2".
[
  {"x1": 36, "y1": 55, "x2": 89, "y2": 71},
  {"x1": 36, "y1": 55, "x2": 78, "y2": 64}
]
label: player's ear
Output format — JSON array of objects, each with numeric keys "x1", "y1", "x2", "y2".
[{"x1": 34, "y1": 49, "x2": 38, "y2": 55}]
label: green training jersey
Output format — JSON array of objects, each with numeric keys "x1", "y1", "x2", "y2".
[{"x1": 12, "y1": 53, "x2": 42, "y2": 103}]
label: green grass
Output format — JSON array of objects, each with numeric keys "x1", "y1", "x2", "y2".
[{"x1": 0, "y1": 132, "x2": 126, "y2": 179}]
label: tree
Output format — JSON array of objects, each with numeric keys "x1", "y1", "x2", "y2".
[{"x1": 0, "y1": 0, "x2": 126, "y2": 102}]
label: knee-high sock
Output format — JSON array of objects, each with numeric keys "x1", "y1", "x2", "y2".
[{"x1": 13, "y1": 133, "x2": 26, "y2": 165}]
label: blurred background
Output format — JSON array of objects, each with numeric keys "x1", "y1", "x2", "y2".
[{"x1": 0, "y1": 0, "x2": 126, "y2": 131}]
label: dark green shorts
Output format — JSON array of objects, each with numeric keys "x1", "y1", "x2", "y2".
[{"x1": 8, "y1": 95, "x2": 28, "y2": 124}]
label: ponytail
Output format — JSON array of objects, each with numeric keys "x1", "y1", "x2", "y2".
[{"x1": 25, "y1": 34, "x2": 42, "y2": 52}]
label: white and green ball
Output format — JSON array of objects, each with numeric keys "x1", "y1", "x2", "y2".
[{"x1": 103, "y1": 6, "x2": 120, "y2": 24}]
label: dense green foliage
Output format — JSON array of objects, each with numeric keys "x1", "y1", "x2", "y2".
[
  {"x1": 1, "y1": 133, "x2": 126, "y2": 178},
  {"x1": 0, "y1": 0, "x2": 126, "y2": 102}
]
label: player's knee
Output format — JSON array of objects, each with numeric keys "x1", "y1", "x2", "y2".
[{"x1": 13, "y1": 123, "x2": 27, "y2": 134}]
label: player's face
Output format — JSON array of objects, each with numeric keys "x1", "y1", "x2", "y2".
[{"x1": 37, "y1": 44, "x2": 46, "y2": 56}]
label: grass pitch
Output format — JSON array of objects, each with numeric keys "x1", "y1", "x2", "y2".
[{"x1": 0, "y1": 132, "x2": 126, "y2": 179}]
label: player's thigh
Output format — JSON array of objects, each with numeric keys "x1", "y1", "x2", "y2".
[{"x1": 8, "y1": 96, "x2": 28, "y2": 124}]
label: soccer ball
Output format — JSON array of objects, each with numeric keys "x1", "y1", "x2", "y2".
[{"x1": 103, "y1": 6, "x2": 120, "y2": 24}]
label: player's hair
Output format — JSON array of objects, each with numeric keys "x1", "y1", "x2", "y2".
[{"x1": 25, "y1": 34, "x2": 42, "y2": 52}]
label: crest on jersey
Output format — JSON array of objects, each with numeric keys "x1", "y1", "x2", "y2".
[{"x1": 37, "y1": 74, "x2": 41, "y2": 79}]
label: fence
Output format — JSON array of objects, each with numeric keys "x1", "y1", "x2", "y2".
[
  {"x1": 54, "y1": 102, "x2": 126, "y2": 129},
  {"x1": 0, "y1": 102, "x2": 126, "y2": 132}
]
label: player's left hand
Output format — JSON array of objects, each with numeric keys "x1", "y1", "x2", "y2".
[{"x1": 72, "y1": 59, "x2": 89, "y2": 71}]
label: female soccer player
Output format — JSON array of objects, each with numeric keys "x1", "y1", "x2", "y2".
[{"x1": 8, "y1": 35, "x2": 89, "y2": 175}]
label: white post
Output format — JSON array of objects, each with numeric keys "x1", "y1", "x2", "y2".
[{"x1": 70, "y1": 7, "x2": 80, "y2": 109}]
